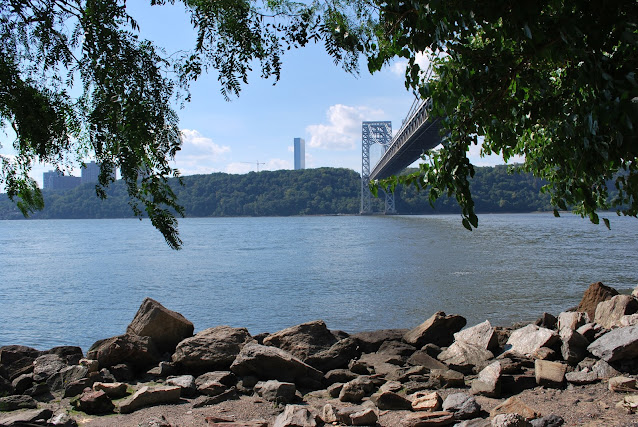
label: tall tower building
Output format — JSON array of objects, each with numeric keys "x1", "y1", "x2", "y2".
[
  {"x1": 81, "y1": 161, "x2": 100, "y2": 184},
  {"x1": 294, "y1": 137, "x2": 305, "y2": 170}
]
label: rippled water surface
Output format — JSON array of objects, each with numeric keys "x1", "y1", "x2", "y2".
[{"x1": 1, "y1": 214, "x2": 637, "y2": 351}]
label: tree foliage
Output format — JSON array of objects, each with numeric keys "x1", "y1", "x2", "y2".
[{"x1": 349, "y1": 0, "x2": 638, "y2": 230}]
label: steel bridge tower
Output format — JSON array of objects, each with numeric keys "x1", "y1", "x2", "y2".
[{"x1": 361, "y1": 121, "x2": 396, "y2": 214}]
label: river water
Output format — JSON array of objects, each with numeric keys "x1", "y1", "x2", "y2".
[{"x1": 1, "y1": 213, "x2": 637, "y2": 351}]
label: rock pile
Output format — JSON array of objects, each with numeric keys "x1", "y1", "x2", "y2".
[{"x1": 1, "y1": 284, "x2": 638, "y2": 426}]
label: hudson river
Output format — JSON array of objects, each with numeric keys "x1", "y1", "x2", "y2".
[{"x1": 1, "y1": 214, "x2": 637, "y2": 351}]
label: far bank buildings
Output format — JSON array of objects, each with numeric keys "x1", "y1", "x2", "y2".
[
  {"x1": 294, "y1": 137, "x2": 305, "y2": 170},
  {"x1": 43, "y1": 161, "x2": 104, "y2": 190}
]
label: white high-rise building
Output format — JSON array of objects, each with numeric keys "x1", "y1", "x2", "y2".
[{"x1": 294, "y1": 137, "x2": 305, "y2": 170}]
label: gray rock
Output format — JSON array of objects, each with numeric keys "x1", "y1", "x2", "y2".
[
  {"x1": 33, "y1": 354, "x2": 67, "y2": 381},
  {"x1": 323, "y1": 369, "x2": 357, "y2": 385},
  {"x1": 407, "y1": 349, "x2": 449, "y2": 370},
  {"x1": 172, "y1": 326, "x2": 254, "y2": 372},
  {"x1": 587, "y1": 324, "x2": 638, "y2": 362},
  {"x1": 529, "y1": 414, "x2": 565, "y2": 427},
  {"x1": 350, "y1": 329, "x2": 408, "y2": 353},
  {"x1": 327, "y1": 382, "x2": 343, "y2": 398},
  {"x1": 591, "y1": 359, "x2": 620, "y2": 379},
  {"x1": 471, "y1": 361, "x2": 503, "y2": 397},
  {"x1": 442, "y1": 392, "x2": 481, "y2": 420},
  {"x1": 594, "y1": 295, "x2": 638, "y2": 329},
  {"x1": 456, "y1": 419, "x2": 491, "y2": 427},
  {"x1": 429, "y1": 368, "x2": 465, "y2": 388},
  {"x1": 165, "y1": 375, "x2": 197, "y2": 397},
  {"x1": 11, "y1": 373, "x2": 33, "y2": 394},
  {"x1": 556, "y1": 312, "x2": 589, "y2": 332},
  {"x1": 535, "y1": 313, "x2": 558, "y2": 330},
  {"x1": 339, "y1": 376, "x2": 375, "y2": 403},
  {"x1": 335, "y1": 405, "x2": 378, "y2": 426},
  {"x1": 126, "y1": 298, "x2": 194, "y2": 354},
  {"x1": 230, "y1": 343, "x2": 323, "y2": 384},
  {"x1": 505, "y1": 325, "x2": 559, "y2": 357},
  {"x1": 93, "y1": 381, "x2": 129, "y2": 399},
  {"x1": 565, "y1": 370, "x2": 598, "y2": 384},
  {"x1": 0, "y1": 408, "x2": 53, "y2": 426},
  {"x1": 254, "y1": 380, "x2": 297, "y2": 404},
  {"x1": 305, "y1": 337, "x2": 361, "y2": 372},
  {"x1": 87, "y1": 334, "x2": 161, "y2": 371},
  {"x1": 195, "y1": 370, "x2": 236, "y2": 387},
  {"x1": 48, "y1": 412, "x2": 79, "y2": 426},
  {"x1": 437, "y1": 341, "x2": 494, "y2": 374},
  {"x1": 0, "y1": 394, "x2": 37, "y2": 411},
  {"x1": 491, "y1": 413, "x2": 532, "y2": 427},
  {"x1": 118, "y1": 385, "x2": 181, "y2": 414},
  {"x1": 320, "y1": 403, "x2": 338, "y2": 424},
  {"x1": 404, "y1": 311, "x2": 467, "y2": 348},
  {"x1": 74, "y1": 390, "x2": 114, "y2": 414},
  {"x1": 575, "y1": 323, "x2": 598, "y2": 342},
  {"x1": 559, "y1": 329, "x2": 589, "y2": 365},
  {"x1": 47, "y1": 365, "x2": 89, "y2": 391},
  {"x1": 369, "y1": 390, "x2": 412, "y2": 410},
  {"x1": 400, "y1": 411, "x2": 455, "y2": 426},
  {"x1": 46, "y1": 346, "x2": 83, "y2": 366},
  {"x1": 191, "y1": 388, "x2": 238, "y2": 407},
  {"x1": 63, "y1": 377, "x2": 95, "y2": 398},
  {"x1": 273, "y1": 404, "x2": 319, "y2": 427},
  {"x1": 455, "y1": 320, "x2": 499, "y2": 351},
  {"x1": 263, "y1": 320, "x2": 338, "y2": 361}
]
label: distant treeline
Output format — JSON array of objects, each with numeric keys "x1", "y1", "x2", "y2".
[{"x1": 0, "y1": 166, "x2": 555, "y2": 220}]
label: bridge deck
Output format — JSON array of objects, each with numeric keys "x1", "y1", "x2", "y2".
[{"x1": 370, "y1": 100, "x2": 443, "y2": 180}]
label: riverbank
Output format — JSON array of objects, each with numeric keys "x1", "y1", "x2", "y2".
[{"x1": 1, "y1": 282, "x2": 638, "y2": 426}]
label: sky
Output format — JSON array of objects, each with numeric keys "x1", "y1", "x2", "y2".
[{"x1": 0, "y1": 2, "x2": 511, "y2": 188}]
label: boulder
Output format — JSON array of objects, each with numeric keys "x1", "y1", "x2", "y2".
[
  {"x1": 408, "y1": 350, "x2": 449, "y2": 370},
  {"x1": 305, "y1": 337, "x2": 361, "y2": 372},
  {"x1": 0, "y1": 409, "x2": 53, "y2": 426},
  {"x1": 46, "y1": 346, "x2": 83, "y2": 365},
  {"x1": 93, "y1": 381, "x2": 129, "y2": 399},
  {"x1": 608, "y1": 376, "x2": 637, "y2": 392},
  {"x1": 471, "y1": 361, "x2": 503, "y2": 397},
  {"x1": 321, "y1": 403, "x2": 339, "y2": 424},
  {"x1": 534, "y1": 360, "x2": 566, "y2": 387},
  {"x1": 195, "y1": 370, "x2": 236, "y2": 387},
  {"x1": 87, "y1": 334, "x2": 161, "y2": 371},
  {"x1": 165, "y1": 375, "x2": 197, "y2": 397},
  {"x1": 47, "y1": 365, "x2": 89, "y2": 392},
  {"x1": 565, "y1": 370, "x2": 598, "y2": 385},
  {"x1": 504, "y1": 325, "x2": 559, "y2": 357},
  {"x1": 454, "y1": 320, "x2": 499, "y2": 351},
  {"x1": 350, "y1": 329, "x2": 408, "y2": 353},
  {"x1": 437, "y1": 341, "x2": 494, "y2": 374},
  {"x1": 591, "y1": 359, "x2": 621, "y2": 379},
  {"x1": 0, "y1": 345, "x2": 40, "y2": 380},
  {"x1": 575, "y1": 323, "x2": 599, "y2": 342},
  {"x1": 377, "y1": 340, "x2": 417, "y2": 360},
  {"x1": 559, "y1": 329, "x2": 589, "y2": 364},
  {"x1": 411, "y1": 391, "x2": 442, "y2": 412},
  {"x1": 263, "y1": 320, "x2": 338, "y2": 361},
  {"x1": 534, "y1": 313, "x2": 558, "y2": 330},
  {"x1": 619, "y1": 313, "x2": 638, "y2": 327},
  {"x1": 429, "y1": 368, "x2": 465, "y2": 388},
  {"x1": 254, "y1": 380, "x2": 297, "y2": 404},
  {"x1": 370, "y1": 390, "x2": 412, "y2": 410},
  {"x1": 323, "y1": 369, "x2": 357, "y2": 385},
  {"x1": 74, "y1": 390, "x2": 114, "y2": 415},
  {"x1": 338, "y1": 376, "x2": 376, "y2": 403},
  {"x1": 529, "y1": 415, "x2": 565, "y2": 427},
  {"x1": 404, "y1": 312, "x2": 467, "y2": 348},
  {"x1": 490, "y1": 396, "x2": 540, "y2": 419},
  {"x1": 491, "y1": 413, "x2": 532, "y2": 427},
  {"x1": 12, "y1": 373, "x2": 34, "y2": 394},
  {"x1": 556, "y1": 312, "x2": 590, "y2": 332},
  {"x1": 273, "y1": 404, "x2": 319, "y2": 427},
  {"x1": 32, "y1": 354, "x2": 67, "y2": 382},
  {"x1": 587, "y1": 324, "x2": 638, "y2": 362},
  {"x1": 441, "y1": 392, "x2": 481, "y2": 420},
  {"x1": 576, "y1": 281, "x2": 618, "y2": 319},
  {"x1": 401, "y1": 411, "x2": 455, "y2": 426},
  {"x1": 172, "y1": 326, "x2": 254, "y2": 372},
  {"x1": 126, "y1": 298, "x2": 194, "y2": 354},
  {"x1": 0, "y1": 394, "x2": 38, "y2": 411},
  {"x1": 335, "y1": 405, "x2": 379, "y2": 426},
  {"x1": 230, "y1": 343, "x2": 322, "y2": 384},
  {"x1": 594, "y1": 295, "x2": 638, "y2": 329},
  {"x1": 118, "y1": 385, "x2": 181, "y2": 414}
]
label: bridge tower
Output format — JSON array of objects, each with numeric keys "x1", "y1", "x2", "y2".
[{"x1": 361, "y1": 121, "x2": 396, "y2": 214}]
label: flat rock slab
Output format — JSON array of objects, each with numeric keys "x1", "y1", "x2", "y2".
[
  {"x1": 505, "y1": 324, "x2": 558, "y2": 357},
  {"x1": 0, "y1": 408, "x2": 53, "y2": 426},
  {"x1": 454, "y1": 320, "x2": 498, "y2": 351},
  {"x1": 588, "y1": 325, "x2": 638, "y2": 363},
  {"x1": 118, "y1": 385, "x2": 181, "y2": 414}
]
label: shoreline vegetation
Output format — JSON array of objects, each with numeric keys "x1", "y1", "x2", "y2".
[
  {"x1": 0, "y1": 166, "x2": 555, "y2": 220},
  {"x1": 1, "y1": 282, "x2": 638, "y2": 426}
]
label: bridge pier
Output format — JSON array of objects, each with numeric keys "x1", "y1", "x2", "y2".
[{"x1": 361, "y1": 121, "x2": 396, "y2": 215}]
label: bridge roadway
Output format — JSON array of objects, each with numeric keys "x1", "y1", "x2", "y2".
[{"x1": 369, "y1": 99, "x2": 443, "y2": 181}]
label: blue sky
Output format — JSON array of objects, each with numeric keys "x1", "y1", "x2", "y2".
[{"x1": 1, "y1": 2, "x2": 509, "y2": 188}]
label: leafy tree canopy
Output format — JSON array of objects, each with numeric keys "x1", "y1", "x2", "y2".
[{"x1": 346, "y1": 0, "x2": 638, "y2": 230}]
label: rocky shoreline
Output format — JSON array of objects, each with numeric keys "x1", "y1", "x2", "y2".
[{"x1": 1, "y1": 282, "x2": 638, "y2": 426}]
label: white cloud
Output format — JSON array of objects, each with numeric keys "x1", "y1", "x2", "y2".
[
  {"x1": 173, "y1": 129, "x2": 231, "y2": 175},
  {"x1": 389, "y1": 52, "x2": 432, "y2": 77},
  {"x1": 306, "y1": 104, "x2": 385, "y2": 150}
]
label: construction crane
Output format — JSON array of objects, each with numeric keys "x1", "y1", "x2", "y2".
[{"x1": 241, "y1": 161, "x2": 266, "y2": 172}]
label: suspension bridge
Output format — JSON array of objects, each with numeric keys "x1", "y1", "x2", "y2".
[{"x1": 360, "y1": 97, "x2": 443, "y2": 214}]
